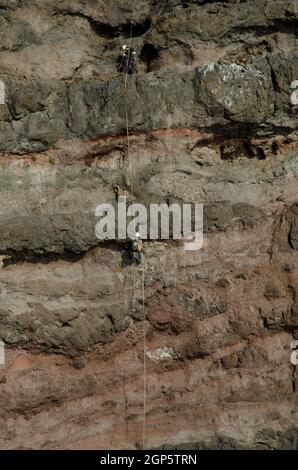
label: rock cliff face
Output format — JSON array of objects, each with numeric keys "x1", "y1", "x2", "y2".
[{"x1": 0, "y1": 0, "x2": 298, "y2": 450}]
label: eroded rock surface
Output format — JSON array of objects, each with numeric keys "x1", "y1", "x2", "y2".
[{"x1": 0, "y1": 0, "x2": 297, "y2": 450}]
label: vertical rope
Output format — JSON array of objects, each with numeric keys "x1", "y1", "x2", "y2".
[
  {"x1": 123, "y1": 0, "x2": 137, "y2": 199},
  {"x1": 142, "y1": 264, "x2": 146, "y2": 450},
  {"x1": 124, "y1": 0, "x2": 137, "y2": 93},
  {"x1": 122, "y1": 0, "x2": 147, "y2": 451}
]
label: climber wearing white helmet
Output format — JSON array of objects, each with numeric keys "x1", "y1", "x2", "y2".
[
  {"x1": 132, "y1": 231, "x2": 144, "y2": 264},
  {"x1": 117, "y1": 45, "x2": 137, "y2": 74}
]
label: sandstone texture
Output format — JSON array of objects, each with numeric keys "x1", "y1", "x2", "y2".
[{"x1": 0, "y1": 0, "x2": 298, "y2": 450}]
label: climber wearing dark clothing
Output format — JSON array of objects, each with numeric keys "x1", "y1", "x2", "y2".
[
  {"x1": 131, "y1": 232, "x2": 144, "y2": 264},
  {"x1": 117, "y1": 45, "x2": 137, "y2": 74}
]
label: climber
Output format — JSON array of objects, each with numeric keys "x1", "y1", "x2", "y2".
[
  {"x1": 117, "y1": 45, "x2": 137, "y2": 74},
  {"x1": 131, "y1": 231, "x2": 144, "y2": 264}
]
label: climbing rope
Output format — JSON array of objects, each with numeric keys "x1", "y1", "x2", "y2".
[
  {"x1": 124, "y1": 0, "x2": 137, "y2": 93},
  {"x1": 123, "y1": 0, "x2": 137, "y2": 199},
  {"x1": 122, "y1": 0, "x2": 147, "y2": 451},
  {"x1": 142, "y1": 264, "x2": 146, "y2": 450}
]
